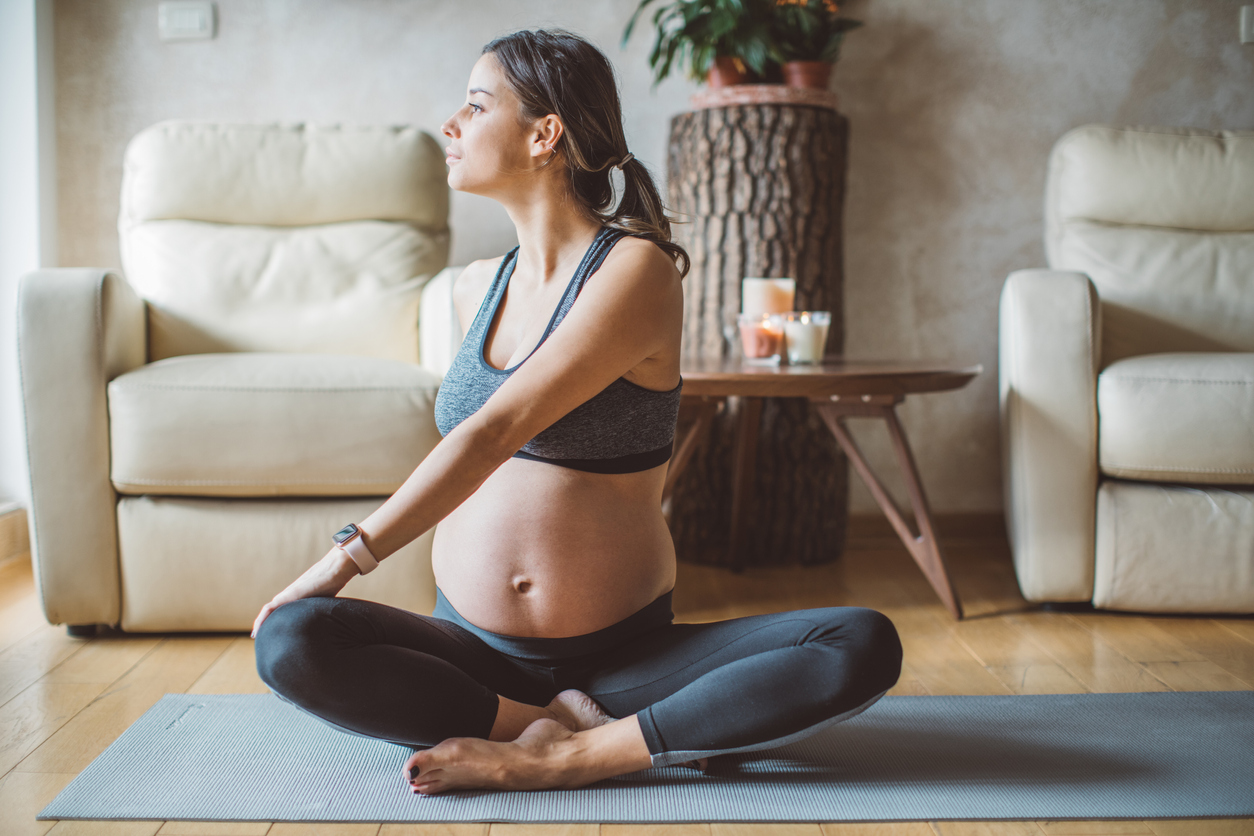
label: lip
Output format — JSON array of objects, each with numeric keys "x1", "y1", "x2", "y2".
[{"x1": 445, "y1": 152, "x2": 461, "y2": 162}]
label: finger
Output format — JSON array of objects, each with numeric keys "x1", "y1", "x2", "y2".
[{"x1": 251, "y1": 603, "x2": 274, "y2": 639}]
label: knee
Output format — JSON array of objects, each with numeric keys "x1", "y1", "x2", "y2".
[
  {"x1": 818, "y1": 607, "x2": 903, "y2": 694},
  {"x1": 849, "y1": 608, "x2": 903, "y2": 692},
  {"x1": 254, "y1": 598, "x2": 338, "y2": 696}
]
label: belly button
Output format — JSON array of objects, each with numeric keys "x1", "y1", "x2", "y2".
[{"x1": 514, "y1": 579, "x2": 532, "y2": 594}]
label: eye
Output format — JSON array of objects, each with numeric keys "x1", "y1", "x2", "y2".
[{"x1": 467, "y1": 103, "x2": 482, "y2": 113}]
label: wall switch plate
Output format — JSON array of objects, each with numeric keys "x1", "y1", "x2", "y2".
[
  {"x1": 1242, "y1": 5, "x2": 1254, "y2": 45},
  {"x1": 159, "y1": 1, "x2": 216, "y2": 41}
]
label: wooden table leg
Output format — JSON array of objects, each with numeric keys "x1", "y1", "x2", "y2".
[
  {"x1": 815, "y1": 398, "x2": 964, "y2": 620},
  {"x1": 728, "y1": 396, "x2": 763, "y2": 571}
]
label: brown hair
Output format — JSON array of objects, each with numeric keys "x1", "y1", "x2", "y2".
[{"x1": 483, "y1": 28, "x2": 690, "y2": 279}]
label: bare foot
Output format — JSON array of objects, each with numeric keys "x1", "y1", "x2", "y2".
[
  {"x1": 545, "y1": 689, "x2": 615, "y2": 733},
  {"x1": 404, "y1": 717, "x2": 580, "y2": 795}
]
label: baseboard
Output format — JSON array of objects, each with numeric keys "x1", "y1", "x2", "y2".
[
  {"x1": 846, "y1": 511, "x2": 1007, "y2": 543},
  {"x1": 0, "y1": 505, "x2": 30, "y2": 568}
]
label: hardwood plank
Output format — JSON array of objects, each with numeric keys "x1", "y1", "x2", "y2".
[
  {"x1": 892, "y1": 612, "x2": 1012, "y2": 696},
  {"x1": 1036, "y1": 822, "x2": 1155, "y2": 834},
  {"x1": 603, "y1": 827, "x2": 712, "y2": 836},
  {"x1": 952, "y1": 617, "x2": 1062, "y2": 668},
  {"x1": 0, "y1": 769, "x2": 74, "y2": 836},
  {"x1": 930, "y1": 824, "x2": 1042, "y2": 835},
  {"x1": 986, "y1": 663, "x2": 1089, "y2": 695},
  {"x1": 1213, "y1": 619, "x2": 1254, "y2": 647},
  {"x1": 1145, "y1": 821, "x2": 1254, "y2": 835},
  {"x1": 0, "y1": 556, "x2": 44, "y2": 654},
  {"x1": 0, "y1": 623, "x2": 86, "y2": 708},
  {"x1": 0, "y1": 680, "x2": 108, "y2": 774},
  {"x1": 42, "y1": 636, "x2": 162, "y2": 684},
  {"x1": 819, "y1": 824, "x2": 935, "y2": 836},
  {"x1": 1141, "y1": 620, "x2": 1254, "y2": 687},
  {"x1": 1006, "y1": 613, "x2": 1170, "y2": 693},
  {"x1": 188, "y1": 638, "x2": 268, "y2": 694},
  {"x1": 268, "y1": 826, "x2": 380, "y2": 836},
  {"x1": 157, "y1": 824, "x2": 271, "y2": 836},
  {"x1": 1142, "y1": 660, "x2": 1252, "y2": 691},
  {"x1": 380, "y1": 827, "x2": 489, "y2": 836},
  {"x1": 1066, "y1": 615, "x2": 1205, "y2": 664},
  {"x1": 711, "y1": 827, "x2": 823, "y2": 836},
  {"x1": 16, "y1": 637, "x2": 232, "y2": 774},
  {"x1": 489, "y1": 827, "x2": 598, "y2": 836}
]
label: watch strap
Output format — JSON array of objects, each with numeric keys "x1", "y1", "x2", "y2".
[{"x1": 338, "y1": 529, "x2": 379, "y2": 575}]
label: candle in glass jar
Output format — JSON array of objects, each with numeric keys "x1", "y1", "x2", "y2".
[
  {"x1": 737, "y1": 313, "x2": 784, "y2": 363},
  {"x1": 782, "y1": 311, "x2": 831, "y2": 364},
  {"x1": 741, "y1": 278, "x2": 795, "y2": 317}
]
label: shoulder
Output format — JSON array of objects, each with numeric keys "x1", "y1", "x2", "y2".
[
  {"x1": 599, "y1": 234, "x2": 682, "y2": 297},
  {"x1": 452, "y1": 255, "x2": 508, "y2": 320}
]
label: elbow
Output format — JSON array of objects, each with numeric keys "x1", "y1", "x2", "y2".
[{"x1": 451, "y1": 408, "x2": 528, "y2": 469}]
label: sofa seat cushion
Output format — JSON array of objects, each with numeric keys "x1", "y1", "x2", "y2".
[
  {"x1": 1098, "y1": 353, "x2": 1254, "y2": 485},
  {"x1": 108, "y1": 353, "x2": 442, "y2": 497}
]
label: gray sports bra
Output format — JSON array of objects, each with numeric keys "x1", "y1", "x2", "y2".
[{"x1": 433, "y1": 227, "x2": 683, "y2": 474}]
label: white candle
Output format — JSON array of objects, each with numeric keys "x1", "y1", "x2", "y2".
[
  {"x1": 782, "y1": 311, "x2": 831, "y2": 364},
  {"x1": 741, "y1": 278, "x2": 795, "y2": 317}
]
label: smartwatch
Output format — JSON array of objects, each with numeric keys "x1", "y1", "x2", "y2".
[{"x1": 332, "y1": 523, "x2": 379, "y2": 575}]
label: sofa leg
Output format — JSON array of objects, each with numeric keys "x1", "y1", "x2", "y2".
[
  {"x1": 1040, "y1": 601, "x2": 1095, "y2": 613},
  {"x1": 66, "y1": 624, "x2": 98, "y2": 638}
]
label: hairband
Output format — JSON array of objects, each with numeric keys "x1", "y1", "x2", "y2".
[{"x1": 615, "y1": 152, "x2": 634, "y2": 170}]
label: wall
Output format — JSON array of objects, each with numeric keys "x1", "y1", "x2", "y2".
[
  {"x1": 0, "y1": 0, "x2": 56, "y2": 509},
  {"x1": 52, "y1": 0, "x2": 1254, "y2": 515}
]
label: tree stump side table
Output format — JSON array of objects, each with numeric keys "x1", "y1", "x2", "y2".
[{"x1": 666, "y1": 100, "x2": 849, "y2": 568}]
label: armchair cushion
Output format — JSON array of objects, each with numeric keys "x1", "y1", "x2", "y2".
[
  {"x1": 1098, "y1": 353, "x2": 1254, "y2": 485},
  {"x1": 1046, "y1": 125, "x2": 1254, "y2": 365},
  {"x1": 108, "y1": 353, "x2": 442, "y2": 497},
  {"x1": 119, "y1": 122, "x2": 451, "y2": 362}
]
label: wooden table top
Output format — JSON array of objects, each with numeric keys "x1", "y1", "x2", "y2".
[{"x1": 678, "y1": 357, "x2": 982, "y2": 398}]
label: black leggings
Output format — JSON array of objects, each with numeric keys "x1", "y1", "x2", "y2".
[{"x1": 254, "y1": 590, "x2": 902, "y2": 767}]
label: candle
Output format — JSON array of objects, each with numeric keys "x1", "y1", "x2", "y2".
[
  {"x1": 741, "y1": 278, "x2": 795, "y2": 317},
  {"x1": 737, "y1": 313, "x2": 784, "y2": 363},
  {"x1": 782, "y1": 311, "x2": 831, "y2": 364}
]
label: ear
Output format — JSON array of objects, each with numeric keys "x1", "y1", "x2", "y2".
[{"x1": 531, "y1": 113, "x2": 564, "y2": 160}]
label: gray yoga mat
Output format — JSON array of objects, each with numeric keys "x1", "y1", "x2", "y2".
[{"x1": 40, "y1": 691, "x2": 1254, "y2": 823}]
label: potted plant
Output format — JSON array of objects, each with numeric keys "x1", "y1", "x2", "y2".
[
  {"x1": 769, "y1": 0, "x2": 862, "y2": 89},
  {"x1": 623, "y1": 0, "x2": 777, "y2": 88}
]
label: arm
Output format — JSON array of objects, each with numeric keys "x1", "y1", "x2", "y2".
[
  {"x1": 998, "y1": 268, "x2": 1101, "y2": 602},
  {"x1": 253, "y1": 240, "x2": 682, "y2": 634},
  {"x1": 18, "y1": 269, "x2": 147, "y2": 627}
]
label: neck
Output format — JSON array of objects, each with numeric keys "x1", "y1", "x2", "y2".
[{"x1": 496, "y1": 172, "x2": 604, "y2": 286}]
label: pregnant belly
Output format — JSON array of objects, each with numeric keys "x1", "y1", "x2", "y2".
[{"x1": 431, "y1": 456, "x2": 677, "y2": 638}]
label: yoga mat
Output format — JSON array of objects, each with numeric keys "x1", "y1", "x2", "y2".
[{"x1": 40, "y1": 691, "x2": 1254, "y2": 823}]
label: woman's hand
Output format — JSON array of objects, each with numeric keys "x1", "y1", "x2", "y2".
[{"x1": 251, "y1": 548, "x2": 361, "y2": 638}]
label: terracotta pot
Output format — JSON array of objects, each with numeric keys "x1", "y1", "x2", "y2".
[
  {"x1": 707, "y1": 56, "x2": 750, "y2": 88},
  {"x1": 782, "y1": 60, "x2": 833, "y2": 90}
]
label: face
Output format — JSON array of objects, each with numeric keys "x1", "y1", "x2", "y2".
[{"x1": 441, "y1": 53, "x2": 555, "y2": 196}]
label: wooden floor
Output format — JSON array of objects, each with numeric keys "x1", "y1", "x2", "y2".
[{"x1": 2, "y1": 529, "x2": 1253, "y2": 836}]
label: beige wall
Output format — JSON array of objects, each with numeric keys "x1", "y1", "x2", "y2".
[{"x1": 54, "y1": 0, "x2": 1254, "y2": 515}]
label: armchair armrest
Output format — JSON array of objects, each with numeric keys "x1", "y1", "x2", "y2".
[
  {"x1": 999, "y1": 269, "x2": 1101, "y2": 602},
  {"x1": 18, "y1": 269, "x2": 146, "y2": 626},
  {"x1": 418, "y1": 266, "x2": 465, "y2": 379}
]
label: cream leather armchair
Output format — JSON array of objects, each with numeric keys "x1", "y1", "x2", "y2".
[
  {"x1": 19, "y1": 122, "x2": 467, "y2": 632},
  {"x1": 1000, "y1": 124, "x2": 1254, "y2": 613}
]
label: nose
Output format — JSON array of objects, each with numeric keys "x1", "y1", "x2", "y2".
[{"x1": 441, "y1": 113, "x2": 458, "y2": 139}]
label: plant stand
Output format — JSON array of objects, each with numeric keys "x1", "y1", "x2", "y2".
[{"x1": 665, "y1": 97, "x2": 849, "y2": 568}]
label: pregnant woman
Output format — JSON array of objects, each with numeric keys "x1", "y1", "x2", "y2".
[{"x1": 252, "y1": 28, "x2": 901, "y2": 795}]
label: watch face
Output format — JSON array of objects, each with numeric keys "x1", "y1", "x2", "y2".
[{"x1": 332, "y1": 524, "x2": 359, "y2": 545}]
